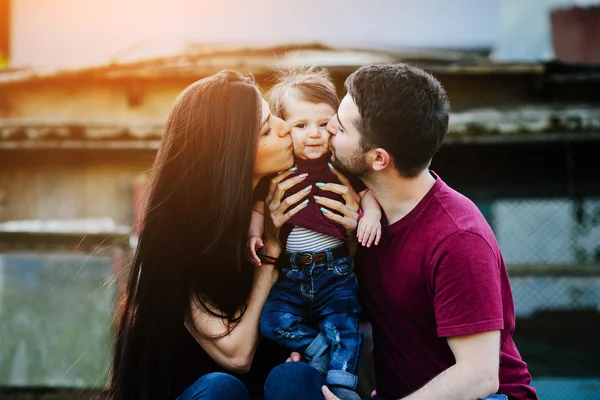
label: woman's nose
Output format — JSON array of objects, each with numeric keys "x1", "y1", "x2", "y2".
[{"x1": 277, "y1": 120, "x2": 291, "y2": 137}]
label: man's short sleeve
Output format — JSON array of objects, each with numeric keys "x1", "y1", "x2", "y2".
[{"x1": 430, "y1": 231, "x2": 504, "y2": 338}]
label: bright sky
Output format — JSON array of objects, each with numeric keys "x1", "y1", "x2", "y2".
[{"x1": 12, "y1": 0, "x2": 501, "y2": 68}]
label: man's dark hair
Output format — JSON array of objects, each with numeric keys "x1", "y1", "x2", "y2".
[{"x1": 345, "y1": 63, "x2": 450, "y2": 178}]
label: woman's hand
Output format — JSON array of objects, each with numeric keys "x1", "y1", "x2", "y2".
[
  {"x1": 313, "y1": 168, "x2": 361, "y2": 236},
  {"x1": 263, "y1": 169, "x2": 312, "y2": 256}
]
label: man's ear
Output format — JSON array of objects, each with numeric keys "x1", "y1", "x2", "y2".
[{"x1": 371, "y1": 148, "x2": 392, "y2": 172}]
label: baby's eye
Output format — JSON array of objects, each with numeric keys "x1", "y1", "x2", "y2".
[
  {"x1": 319, "y1": 122, "x2": 328, "y2": 128},
  {"x1": 295, "y1": 123, "x2": 306, "y2": 129}
]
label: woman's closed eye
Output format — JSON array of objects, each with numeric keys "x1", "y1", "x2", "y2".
[{"x1": 261, "y1": 127, "x2": 271, "y2": 137}]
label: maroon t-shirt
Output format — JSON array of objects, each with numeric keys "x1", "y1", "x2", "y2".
[
  {"x1": 255, "y1": 153, "x2": 365, "y2": 246},
  {"x1": 356, "y1": 172, "x2": 537, "y2": 400}
]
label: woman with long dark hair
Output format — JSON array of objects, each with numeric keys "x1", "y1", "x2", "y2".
[{"x1": 107, "y1": 70, "x2": 356, "y2": 400}]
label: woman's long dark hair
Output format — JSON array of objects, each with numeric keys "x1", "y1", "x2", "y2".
[{"x1": 108, "y1": 71, "x2": 262, "y2": 400}]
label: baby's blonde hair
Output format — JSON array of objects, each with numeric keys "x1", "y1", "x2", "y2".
[{"x1": 267, "y1": 66, "x2": 339, "y2": 120}]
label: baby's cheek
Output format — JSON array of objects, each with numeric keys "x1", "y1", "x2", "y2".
[
  {"x1": 292, "y1": 148, "x2": 303, "y2": 158},
  {"x1": 289, "y1": 129, "x2": 304, "y2": 147}
]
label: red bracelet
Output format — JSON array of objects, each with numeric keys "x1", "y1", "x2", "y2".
[{"x1": 257, "y1": 252, "x2": 279, "y2": 265}]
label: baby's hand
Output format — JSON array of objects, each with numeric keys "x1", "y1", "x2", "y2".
[
  {"x1": 357, "y1": 215, "x2": 382, "y2": 247},
  {"x1": 246, "y1": 236, "x2": 264, "y2": 266}
]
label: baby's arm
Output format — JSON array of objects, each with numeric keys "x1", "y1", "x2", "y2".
[
  {"x1": 249, "y1": 200, "x2": 265, "y2": 238},
  {"x1": 247, "y1": 200, "x2": 266, "y2": 266},
  {"x1": 357, "y1": 189, "x2": 382, "y2": 247}
]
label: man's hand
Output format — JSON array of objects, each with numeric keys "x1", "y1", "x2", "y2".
[
  {"x1": 357, "y1": 215, "x2": 382, "y2": 247},
  {"x1": 322, "y1": 385, "x2": 340, "y2": 400},
  {"x1": 246, "y1": 236, "x2": 264, "y2": 266},
  {"x1": 285, "y1": 352, "x2": 302, "y2": 362}
]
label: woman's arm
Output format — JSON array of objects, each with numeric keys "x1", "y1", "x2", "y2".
[
  {"x1": 186, "y1": 171, "x2": 311, "y2": 374},
  {"x1": 186, "y1": 258, "x2": 279, "y2": 373}
]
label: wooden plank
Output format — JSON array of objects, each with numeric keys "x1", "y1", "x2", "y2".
[
  {"x1": 0, "y1": 231, "x2": 129, "y2": 251},
  {"x1": 0, "y1": 162, "x2": 146, "y2": 225}
]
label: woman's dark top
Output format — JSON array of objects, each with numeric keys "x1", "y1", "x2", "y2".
[{"x1": 171, "y1": 325, "x2": 288, "y2": 399}]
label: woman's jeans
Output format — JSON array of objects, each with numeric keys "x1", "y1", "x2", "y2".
[
  {"x1": 177, "y1": 372, "x2": 251, "y2": 400},
  {"x1": 265, "y1": 362, "x2": 327, "y2": 400},
  {"x1": 260, "y1": 247, "x2": 362, "y2": 393},
  {"x1": 177, "y1": 363, "x2": 325, "y2": 400}
]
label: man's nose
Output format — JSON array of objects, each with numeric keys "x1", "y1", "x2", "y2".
[{"x1": 326, "y1": 118, "x2": 337, "y2": 136}]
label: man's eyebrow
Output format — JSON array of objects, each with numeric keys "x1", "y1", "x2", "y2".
[
  {"x1": 261, "y1": 114, "x2": 271, "y2": 127},
  {"x1": 336, "y1": 113, "x2": 347, "y2": 131}
]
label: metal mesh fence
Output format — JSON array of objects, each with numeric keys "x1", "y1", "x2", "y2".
[
  {"x1": 488, "y1": 198, "x2": 600, "y2": 266},
  {"x1": 511, "y1": 275, "x2": 600, "y2": 317},
  {"x1": 480, "y1": 197, "x2": 600, "y2": 399}
]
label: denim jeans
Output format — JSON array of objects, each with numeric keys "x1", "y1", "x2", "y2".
[
  {"x1": 177, "y1": 372, "x2": 250, "y2": 400},
  {"x1": 260, "y1": 246, "x2": 362, "y2": 395},
  {"x1": 177, "y1": 366, "x2": 509, "y2": 400},
  {"x1": 264, "y1": 362, "x2": 326, "y2": 400}
]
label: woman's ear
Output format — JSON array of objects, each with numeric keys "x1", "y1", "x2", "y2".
[{"x1": 371, "y1": 148, "x2": 392, "y2": 172}]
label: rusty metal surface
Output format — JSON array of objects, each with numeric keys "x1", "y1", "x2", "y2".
[{"x1": 551, "y1": 5, "x2": 600, "y2": 64}]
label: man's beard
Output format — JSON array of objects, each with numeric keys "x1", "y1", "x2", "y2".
[{"x1": 330, "y1": 147, "x2": 370, "y2": 178}]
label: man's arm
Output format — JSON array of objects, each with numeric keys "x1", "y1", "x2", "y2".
[
  {"x1": 400, "y1": 330, "x2": 500, "y2": 400},
  {"x1": 401, "y1": 231, "x2": 504, "y2": 399},
  {"x1": 323, "y1": 330, "x2": 500, "y2": 400}
]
